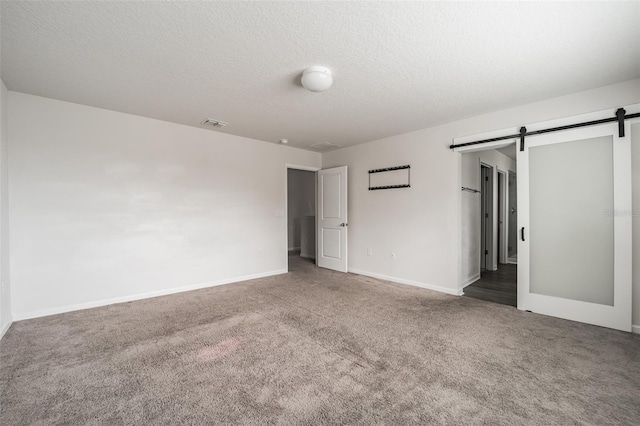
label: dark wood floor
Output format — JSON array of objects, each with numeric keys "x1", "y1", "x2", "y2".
[{"x1": 463, "y1": 264, "x2": 517, "y2": 307}]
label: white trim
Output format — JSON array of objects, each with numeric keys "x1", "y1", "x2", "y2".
[
  {"x1": 632, "y1": 325, "x2": 640, "y2": 335},
  {"x1": 285, "y1": 163, "x2": 321, "y2": 172},
  {"x1": 349, "y1": 268, "x2": 463, "y2": 296},
  {"x1": 13, "y1": 269, "x2": 287, "y2": 321},
  {"x1": 453, "y1": 130, "x2": 519, "y2": 152},
  {"x1": 288, "y1": 247, "x2": 301, "y2": 252},
  {"x1": 456, "y1": 152, "x2": 463, "y2": 303},
  {"x1": 0, "y1": 319, "x2": 12, "y2": 340},
  {"x1": 461, "y1": 274, "x2": 481, "y2": 289}
]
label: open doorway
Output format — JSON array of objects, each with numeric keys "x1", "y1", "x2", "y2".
[
  {"x1": 508, "y1": 171, "x2": 518, "y2": 264},
  {"x1": 480, "y1": 164, "x2": 494, "y2": 271},
  {"x1": 497, "y1": 170, "x2": 507, "y2": 264},
  {"x1": 286, "y1": 168, "x2": 317, "y2": 270},
  {"x1": 460, "y1": 145, "x2": 517, "y2": 307}
]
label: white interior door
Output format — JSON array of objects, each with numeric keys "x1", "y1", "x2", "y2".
[
  {"x1": 517, "y1": 122, "x2": 632, "y2": 331},
  {"x1": 317, "y1": 166, "x2": 348, "y2": 272}
]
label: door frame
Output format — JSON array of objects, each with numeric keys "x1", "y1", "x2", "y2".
[
  {"x1": 480, "y1": 163, "x2": 494, "y2": 271},
  {"x1": 497, "y1": 169, "x2": 508, "y2": 265},
  {"x1": 454, "y1": 104, "x2": 640, "y2": 331},
  {"x1": 284, "y1": 164, "x2": 320, "y2": 272},
  {"x1": 454, "y1": 104, "x2": 640, "y2": 290},
  {"x1": 507, "y1": 170, "x2": 518, "y2": 264}
]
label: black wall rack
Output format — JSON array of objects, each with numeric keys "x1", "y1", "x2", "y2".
[{"x1": 368, "y1": 165, "x2": 411, "y2": 191}]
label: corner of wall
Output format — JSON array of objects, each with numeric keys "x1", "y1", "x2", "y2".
[
  {"x1": 0, "y1": 318, "x2": 11, "y2": 340},
  {"x1": 0, "y1": 79, "x2": 12, "y2": 340}
]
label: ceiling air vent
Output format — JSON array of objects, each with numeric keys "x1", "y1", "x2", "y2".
[
  {"x1": 310, "y1": 141, "x2": 342, "y2": 151},
  {"x1": 200, "y1": 118, "x2": 229, "y2": 128}
]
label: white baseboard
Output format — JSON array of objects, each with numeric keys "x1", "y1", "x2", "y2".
[
  {"x1": 13, "y1": 269, "x2": 287, "y2": 321},
  {"x1": 300, "y1": 253, "x2": 315, "y2": 259},
  {"x1": 348, "y1": 268, "x2": 462, "y2": 296},
  {"x1": 0, "y1": 319, "x2": 12, "y2": 341},
  {"x1": 460, "y1": 274, "x2": 481, "y2": 289},
  {"x1": 632, "y1": 324, "x2": 640, "y2": 335},
  {"x1": 288, "y1": 247, "x2": 300, "y2": 252}
]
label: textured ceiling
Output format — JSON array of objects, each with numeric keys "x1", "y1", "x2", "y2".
[{"x1": 2, "y1": 1, "x2": 639, "y2": 151}]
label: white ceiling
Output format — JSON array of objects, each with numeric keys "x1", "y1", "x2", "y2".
[{"x1": 2, "y1": 1, "x2": 639, "y2": 151}]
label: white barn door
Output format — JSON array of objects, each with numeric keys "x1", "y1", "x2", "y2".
[
  {"x1": 518, "y1": 122, "x2": 632, "y2": 331},
  {"x1": 317, "y1": 166, "x2": 348, "y2": 272}
]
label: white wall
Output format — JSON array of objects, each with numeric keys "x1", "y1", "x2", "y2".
[
  {"x1": 461, "y1": 149, "x2": 516, "y2": 285},
  {"x1": 0, "y1": 80, "x2": 11, "y2": 338},
  {"x1": 461, "y1": 154, "x2": 482, "y2": 286},
  {"x1": 322, "y1": 131, "x2": 462, "y2": 295},
  {"x1": 8, "y1": 92, "x2": 321, "y2": 320},
  {"x1": 287, "y1": 169, "x2": 315, "y2": 250},
  {"x1": 5, "y1": 79, "x2": 640, "y2": 331},
  {"x1": 322, "y1": 79, "x2": 640, "y2": 314}
]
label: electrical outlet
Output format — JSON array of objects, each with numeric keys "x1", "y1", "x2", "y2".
[
  {"x1": 367, "y1": 249, "x2": 373, "y2": 256},
  {"x1": 391, "y1": 251, "x2": 396, "y2": 259}
]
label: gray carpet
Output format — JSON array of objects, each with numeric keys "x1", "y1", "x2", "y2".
[{"x1": 1, "y1": 255, "x2": 639, "y2": 425}]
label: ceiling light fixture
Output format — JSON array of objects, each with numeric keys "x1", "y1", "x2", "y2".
[
  {"x1": 280, "y1": 139, "x2": 288, "y2": 144},
  {"x1": 301, "y1": 66, "x2": 333, "y2": 92}
]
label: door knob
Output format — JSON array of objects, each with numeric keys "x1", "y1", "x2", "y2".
[{"x1": 340, "y1": 223, "x2": 348, "y2": 227}]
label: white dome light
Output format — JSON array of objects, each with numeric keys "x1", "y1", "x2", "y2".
[{"x1": 301, "y1": 66, "x2": 333, "y2": 92}]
